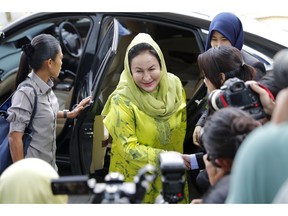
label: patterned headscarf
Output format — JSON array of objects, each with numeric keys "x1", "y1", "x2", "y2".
[
  {"x1": 102, "y1": 33, "x2": 184, "y2": 120},
  {"x1": 205, "y1": 12, "x2": 244, "y2": 51}
]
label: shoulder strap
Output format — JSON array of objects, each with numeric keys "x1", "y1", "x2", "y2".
[
  {"x1": 0, "y1": 94, "x2": 13, "y2": 113},
  {"x1": 19, "y1": 83, "x2": 38, "y2": 130}
]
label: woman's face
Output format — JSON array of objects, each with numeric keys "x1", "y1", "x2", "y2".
[
  {"x1": 204, "y1": 76, "x2": 216, "y2": 94},
  {"x1": 49, "y1": 47, "x2": 63, "y2": 78},
  {"x1": 130, "y1": 50, "x2": 161, "y2": 93},
  {"x1": 210, "y1": 31, "x2": 232, "y2": 48}
]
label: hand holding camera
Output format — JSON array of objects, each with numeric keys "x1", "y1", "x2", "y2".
[
  {"x1": 246, "y1": 80, "x2": 275, "y2": 116},
  {"x1": 208, "y1": 77, "x2": 274, "y2": 120}
]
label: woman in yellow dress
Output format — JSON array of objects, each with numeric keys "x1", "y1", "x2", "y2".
[{"x1": 101, "y1": 33, "x2": 187, "y2": 203}]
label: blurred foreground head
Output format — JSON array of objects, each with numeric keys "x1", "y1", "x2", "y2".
[
  {"x1": 0, "y1": 158, "x2": 68, "y2": 204},
  {"x1": 203, "y1": 107, "x2": 260, "y2": 164},
  {"x1": 273, "y1": 49, "x2": 288, "y2": 89}
]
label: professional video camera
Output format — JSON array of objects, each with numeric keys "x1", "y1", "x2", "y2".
[
  {"x1": 155, "y1": 152, "x2": 186, "y2": 204},
  {"x1": 51, "y1": 164, "x2": 157, "y2": 204},
  {"x1": 51, "y1": 152, "x2": 186, "y2": 204},
  {"x1": 208, "y1": 77, "x2": 266, "y2": 120}
]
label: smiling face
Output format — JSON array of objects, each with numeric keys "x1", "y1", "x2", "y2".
[{"x1": 130, "y1": 50, "x2": 161, "y2": 93}]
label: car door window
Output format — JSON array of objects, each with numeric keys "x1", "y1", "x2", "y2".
[
  {"x1": 69, "y1": 18, "x2": 120, "y2": 175},
  {"x1": 91, "y1": 18, "x2": 120, "y2": 99}
]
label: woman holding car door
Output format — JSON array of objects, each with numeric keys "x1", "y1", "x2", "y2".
[{"x1": 7, "y1": 34, "x2": 91, "y2": 172}]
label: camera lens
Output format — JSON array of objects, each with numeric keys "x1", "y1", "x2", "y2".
[{"x1": 208, "y1": 89, "x2": 224, "y2": 111}]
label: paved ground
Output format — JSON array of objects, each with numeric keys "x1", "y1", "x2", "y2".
[{"x1": 68, "y1": 195, "x2": 93, "y2": 204}]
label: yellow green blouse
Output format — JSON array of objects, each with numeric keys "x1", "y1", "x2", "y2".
[
  {"x1": 103, "y1": 90, "x2": 187, "y2": 203},
  {"x1": 102, "y1": 33, "x2": 188, "y2": 203}
]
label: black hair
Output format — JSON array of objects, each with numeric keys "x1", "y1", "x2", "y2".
[
  {"x1": 197, "y1": 46, "x2": 256, "y2": 89},
  {"x1": 273, "y1": 48, "x2": 288, "y2": 89},
  {"x1": 15, "y1": 34, "x2": 60, "y2": 89},
  {"x1": 203, "y1": 107, "x2": 259, "y2": 161},
  {"x1": 128, "y1": 42, "x2": 161, "y2": 71}
]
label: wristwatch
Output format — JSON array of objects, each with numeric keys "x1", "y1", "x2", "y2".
[{"x1": 63, "y1": 109, "x2": 69, "y2": 118}]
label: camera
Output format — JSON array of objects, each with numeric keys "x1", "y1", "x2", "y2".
[
  {"x1": 51, "y1": 164, "x2": 157, "y2": 204},
  {"x1": 208, "y1": 77, "x2": 266, "y2": 120},
  {"x1": 155, "y1": 152, "x2": 186, "y2": 204},
  {"x1": 51, "y1": 152, "x2": 186, "y2": 204}
]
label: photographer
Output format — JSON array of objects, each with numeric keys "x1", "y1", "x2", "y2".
[
  {"x1": 226, "y1": 87, "x2": 288, "y2": 203},
  {"x1": 225, "y1": 49, "x2": 288, "y2": 204},
  {"x1": 246, "y1": 49, "x2": 288, "y2": 124},
  {"x1": 193, "y1": 45, "x2": 257, "y2": 148},
  {"x1": 183, "y1": 78, "x2": 275, "y2": 195},
  {"x1": 189, "y1": 107, "x2": 260, "y2": 203},
  {"x1": 187, "y1": 45, "x2": 258, "y2": 194},
  {"x1": 186, "y1": 48, "x2": 287, "y2": 203}
]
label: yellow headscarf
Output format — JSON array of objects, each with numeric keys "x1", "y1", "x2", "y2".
[
  {"x1": 102, "y1": 33, "x2": 183, "y2": 119},
  {"x1": 0, "y1": 158, "x2": 68, "y2": 204}
]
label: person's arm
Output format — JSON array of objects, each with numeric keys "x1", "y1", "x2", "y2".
[
  {"x1": 57, "y1": 96, "x2": 91, "y2": 119},
  {"x1": 103, "y1": 96, "x2": 167, "y2": 169},
  {"x1": 195, "y1": 152, "x2": 205, "y2": 170},
  {"x1": 9, "y1": 131, "x2": 25, "y2": 162},
  {"x1": 182, "y1": 152, "x2": 205, "y2": 170}
]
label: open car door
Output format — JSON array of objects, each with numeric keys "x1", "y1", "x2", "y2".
[{"x1": 69, "y1": 18, "x2": 120, "y2": 175}]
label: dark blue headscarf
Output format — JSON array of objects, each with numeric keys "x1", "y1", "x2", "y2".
[{"x1": 205, "y1": 12, "x2": 244, "y2": 51}]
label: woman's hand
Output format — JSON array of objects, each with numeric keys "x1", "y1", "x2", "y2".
[
  {"x1": 69, "y1": 96, "x2": 92, "y2": 118},
  {"x1": 193, "y1": 126, "x2": 202, "y2": 147},
  {"x1": 181, "y1": 154, "x2": 191, "y2": 170},
  {"x1": 246, "y1": 81, "x2": 275, "y2": 115}
]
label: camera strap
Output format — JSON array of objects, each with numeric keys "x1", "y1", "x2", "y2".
[{"x1": 257, "y1": 83, "x2": 275, "y2": 101}]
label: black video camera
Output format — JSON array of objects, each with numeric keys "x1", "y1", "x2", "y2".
[
  {"x1": 51, "y1": 152, "x2": 186, "y2": 204},
  {"x1": 51, "y1": 164, "x2": 157, "y2": 204},
  {"x1": 208, "y1": 77, "x2": 266, "y2": 120},
  {"x1": 155, "y1": 152, "x2": 186, "y2": 204}
]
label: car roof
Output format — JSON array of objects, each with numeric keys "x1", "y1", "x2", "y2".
[
  {"x1": 180, "y1": 11, "x2": 288, "y2": 48},
  {"x1": 2, "y1": 11, "x2": 288, "y2": 49}
]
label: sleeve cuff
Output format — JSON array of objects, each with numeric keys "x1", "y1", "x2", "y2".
[{"x1": 190, "y1": 154, "x2": 199, "y2": 170}]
